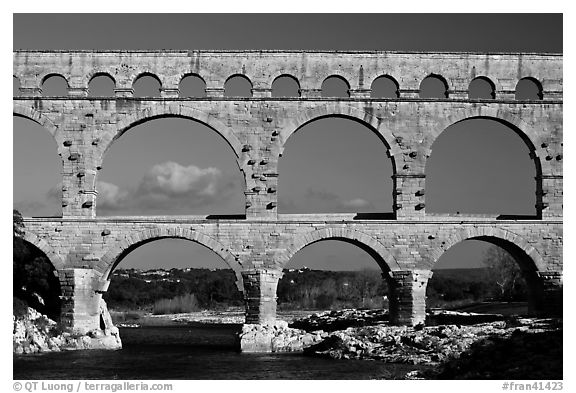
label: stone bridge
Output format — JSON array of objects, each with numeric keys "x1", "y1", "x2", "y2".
[{"x1": 13, "y1": 51, "x2": 562, "y2": 338}]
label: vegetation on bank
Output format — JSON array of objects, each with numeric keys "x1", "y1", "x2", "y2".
[
  {"x1": 13, "y1": 210, "x2": 61, "y2": 321},
  {"x1": 104, "y1": 264, "x2": 527, "y2": 314}
]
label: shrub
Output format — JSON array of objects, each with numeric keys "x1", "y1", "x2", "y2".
[{"x1": 152, "y1": 293, "x2": 201, "y2": 315}]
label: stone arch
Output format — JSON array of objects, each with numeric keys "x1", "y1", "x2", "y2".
[
  {"x1": 178, "y1": 73, "x2": 207, "y2": 97},
  {"x1": 424, "y1": 113, "x2": 543, "y2": 216},
  {"x1": 422, "y1": 110, "x2": 540, "y2": 160},
  {"x1": 19, "y1": 231, "x2": 66, "y2": 271},
  {"x1": 268, "y1": 71, "x2": 301, "y2": 88},
  {"x1": 13, "y1": 103, "x2": 61, "y2": 141},
  {"x1": 132, "y1": 72, "x2": 163, "y2": 97},
  {"x1": 468, "y1": 76, "x2": 496, "y2": 99},
  {"x1": 315, "y1": 70, "x2": 354, "y2": 90},
  {"x1": 427, "y1": 226, "x2": 545, "y2": 272},
  {"x1": 224, "y1": 74, "x2": 253, "y2": 97},
  {"x1": 277, "y1": 104, "x2": 401, "y2": 169},
  {"x1": 99, "y1": 227, "x2": 244, "y2": 291},
  {"x1": 369, "y1": 74, "x2": 400, "y2": 98},
  {"x1": 39, "y1": 72, "x2": 71, "y2": 88},
  {"x1": 419, "y1": 73, "x2": 450, "y2": 98},
  {"x1": 87, "y1": 72, "x2": 117, "y2": 97},
  {"x1": 271, "y1": 74, "x2": 301, "y2": 97},
  {"x1": 132, "y1": 71, "x2": 164, "y2": 86},
  {"x1": 101, "y1": 105, "x2": 244, "y2": 160},
  {"x1": 321, "y1": 74, "x2": 351, "y2": 97},
  {"x1": 85, "y1": 70, "x2": 117, "y2": 88},
  {"x1": 280, "y1": 227, "x2": 401, "y2": 272},
  {"x1": 516, "y1": 77, "x2": 544, "y2": 100}
]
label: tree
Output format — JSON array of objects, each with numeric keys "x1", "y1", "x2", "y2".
[
  {"x1": 13, "y1": 209, "x2": 62, "y2": 320},
  {"x1": 482, "y1": 245, "x2": 527, "y2": 301}
]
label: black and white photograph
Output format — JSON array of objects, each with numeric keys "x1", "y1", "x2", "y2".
[{"x1": 10, "y1": 8, "x2": 565, "y2": 387}]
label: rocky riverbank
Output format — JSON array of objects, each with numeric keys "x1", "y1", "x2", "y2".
[
  {"x1": 239, "y1": 321, "x2": 328, "y2": 352},
  {"x1": 290, "y1": 309, "x2": 562, "y2": 379},
  {"x1": 13, "y1": 304, "x2": 122, "y2": 354}
]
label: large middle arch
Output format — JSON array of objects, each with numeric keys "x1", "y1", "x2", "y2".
[
  {"x1": 100, "y1": 104, "x2": 244, "y2": 159},
  {"x1": 277, "y1": 104, "x2": 401, "y2": 169},
  {"x1": 13, "y1": 103, "x2": 61, "y2": 141},
  {"x1": 422, "y1": 106, "x2": 542, "y2": 160},
  {"x1": 99, "y1": 227, "x2": 244, "y2": 290},
  {"x1": 280, "y1": 227, "x2": 401, "y2": 272}
]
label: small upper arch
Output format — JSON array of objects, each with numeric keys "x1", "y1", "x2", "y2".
[
  {"x1": 419, "y1": 74, "x2": 449, "y2": 98},
  {"x1": 515, "y1": 77, "x2": 543, "y2": 100},
  {"x1": 468, "y1": 76, "x2": 496, "y2": 99},
  {"x1": 88, "y1": 72, "x2": 116, "y2": 97},
  {"x1": 179, "y1": 73, "x2": 207, "y2": 97},
  {"x1": 271, "y1": 74, "x2": 301, "y2": 97},
  {"x1": 370, "y1": 75, "x2": 400, "y2": 98},
  {"x1": 41, "y1": 73, "x2": 70, "y2": 96},
  {"x1": 224, "y1": 74, "x2": 253, "y2": 97},
  {"x1": 133, "y1": 72, "x2": 163, "y2": 97},
  {"x1": 86, "y1": 70, "x2": 117, "y2": 86},
  {"x1": 321, "y1": 75, "x2": 350, "y2": 98}
]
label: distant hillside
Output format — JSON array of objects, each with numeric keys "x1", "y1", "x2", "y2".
[{"x1": 104, "y1": 266, "x2": 526, "y2": 312}]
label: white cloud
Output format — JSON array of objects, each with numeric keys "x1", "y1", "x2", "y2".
[
  {"x1": 342, "y1": 198, "x2": 371, "y2": 208},
  {"x1": 138, "y1": 161, "x2": 222, "y2": 197},
  {"x1": 97, "y1": 181, "x2": 129, "y2": 209},
  {"x1": 95, "y1": 161, "x2": 240, "y2": 214}
]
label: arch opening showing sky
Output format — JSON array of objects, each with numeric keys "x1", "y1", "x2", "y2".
[
  {"x1": 97, "y1": 117, "x2": 244, "y2": 216},
  {"x1": 426, "y1": 118, "x2": 537, "y2": 216},
  {"x1": 279, "y1": 117, "x2": 393, "y2": 214}
]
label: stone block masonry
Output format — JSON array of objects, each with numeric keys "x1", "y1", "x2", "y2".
[{"x1": 14, "y1": 50, "x2": 562, "y2": 351}]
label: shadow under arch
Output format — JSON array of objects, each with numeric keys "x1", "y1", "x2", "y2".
[
  {"x1": 280, "y1": 227, "x2": 401, "y2": 272},
  {"x1": 14, "y1": 235, "x2": 63, "y2": 321},
  {"x1": 18, "y1": 230, "x2": 66, "y2": 271},
  {"x1": 99, "y1": 227, "x2": 244, "y2": 291},
  {"x1": 426, "y1": 227, "x2": 545, "y2": 314}
]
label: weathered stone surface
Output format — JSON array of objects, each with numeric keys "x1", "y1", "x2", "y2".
[
  {"x1": 290, "y1": 308, "x2": 389, "y2": 332},
  {"x1": 303, "y1": 317, "x2": 561, "y2": 367},
  {"x1": 13, "y1": 300, "x2": 121, "y2": 354},
  {"x1": 239, "y1": 321, "x2": 326, "y2": 353},
  {"x1": 13, "y1": 50, "x2": 563, "y2": 336}
]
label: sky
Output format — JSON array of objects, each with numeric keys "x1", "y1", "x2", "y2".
[{"x1": 12, "y1": 13, "x2": 562, "y2": 272}]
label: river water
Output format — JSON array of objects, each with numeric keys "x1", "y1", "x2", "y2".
[{"x1": 13, "y1": 325, "x2": 429, "y2": 380}]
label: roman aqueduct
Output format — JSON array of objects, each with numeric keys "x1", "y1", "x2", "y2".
[{"x1": 13, "y1": 50, "x2": 562, "y2": 336}]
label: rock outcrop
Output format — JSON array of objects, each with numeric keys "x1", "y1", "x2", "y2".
[
  {"x1": 13, "y1": 300, "x2": 122, "y2": 354},
  {"x1": 239, "y1": 321, "x2": 327, "y2": 352},
  {"x1": 290, "y1": 309, "x2": 389, "y2": 332},
  {"x1": 301, "y1": 316, "x2": 562, "y2": 373}
]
